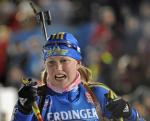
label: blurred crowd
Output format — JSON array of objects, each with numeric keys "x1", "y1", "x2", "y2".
[{"x1": 0, "y1": 0, "x2": 149, "y2": 120}]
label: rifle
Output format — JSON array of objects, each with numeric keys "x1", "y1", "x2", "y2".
[{"x1": 29, "y1": 1, "x2": 52, "y2": 41}]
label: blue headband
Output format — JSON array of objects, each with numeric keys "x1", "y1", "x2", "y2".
[{"x1": 43, "y1": 32, "x2": 82, "y2": 60}]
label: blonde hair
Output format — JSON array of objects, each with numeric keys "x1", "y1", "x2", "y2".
[
  {"x1": 78, "y1": 65, "x2": 92, "y2": 83},
  {"x1": 40, "y1": 65, "x2": 92, "y2": 85},
  {"x1": 41, "y1": 69, "x2": 47, "y2": 85}
]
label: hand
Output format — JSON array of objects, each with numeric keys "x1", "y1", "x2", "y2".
[
  {"x1": 18, "y1": 80, "x2": 38, "y2": 114},
  {"x1": 106, "y1": 97, "x2": 131, "y2": 119}
]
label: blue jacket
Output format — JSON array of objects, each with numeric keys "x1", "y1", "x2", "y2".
[{"x1": 11, "y1": 82, "x2": 144, "y2": 121}]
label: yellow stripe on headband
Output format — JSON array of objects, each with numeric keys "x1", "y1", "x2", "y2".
[
  {"x1": 50, "y1": 33, "x2": 65, "y2": 40},
  {"x1": 56, "y1": 32, "x2": 65, "y2": 39},
  {"x1": 56, "y1": 33, "x2": 60, "y2": 39},
  {"x1": 59, "y1": 32, "x2": 65, "y2": 39},
  {"x1": 51, "y1": 34, "x2": 56, "y2": 39}
]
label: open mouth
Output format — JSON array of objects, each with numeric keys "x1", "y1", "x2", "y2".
[{"x1": 55, "y1": 74, "x2": 66, "y2": 81}]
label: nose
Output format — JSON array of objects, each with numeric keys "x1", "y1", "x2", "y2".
[{"x1": 56, "y1": 62, "x2": 63, "y2": 70}]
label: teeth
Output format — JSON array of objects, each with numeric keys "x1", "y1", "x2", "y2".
[
  {"x1": 55, "y1": 74, "x2": 65, "y2": 78},
  {"x1": 55, "y1": 74, "x2": 66, "y2": 81}
]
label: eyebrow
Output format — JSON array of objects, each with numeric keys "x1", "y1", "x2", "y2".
[{"x1": 46, "y1": 57, "x2": 69, "y2": 61}]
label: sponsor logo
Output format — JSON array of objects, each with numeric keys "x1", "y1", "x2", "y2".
[
  {"x1": 123, "y1": 104, "x2": 129, "y2": 113},
  {"x1": 47, "y1": 108, "x2": 98, "y2": 121},
  {"x1": 43, "y1": 99, "x2": 51, "y2": 110},
  {"x1": 85, "y1": 92, "x2": 94, "y2": 104}
]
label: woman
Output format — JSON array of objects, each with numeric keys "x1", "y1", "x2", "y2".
[{"x1": 11, "y1": 32, "x2": 144, "y2": 121}]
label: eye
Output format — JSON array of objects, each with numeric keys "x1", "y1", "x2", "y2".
[
  {"x1": 47, "y1": 60, "x2": 56, "y2": 66},
  {"x1": 61, "y1": 58, "x2": 71, "y2": 63},
  {"x1": 60, "y1": 59, "x2": 68, "y2": 63}
]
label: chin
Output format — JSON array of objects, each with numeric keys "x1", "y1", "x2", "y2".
[{"x1": 62, "y1": 81, "x2": 71, "y2": 87}]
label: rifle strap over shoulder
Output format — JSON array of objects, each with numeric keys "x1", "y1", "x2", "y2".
[{"x1": 83, "y1": 82, "x2": 105, "y2": 121}]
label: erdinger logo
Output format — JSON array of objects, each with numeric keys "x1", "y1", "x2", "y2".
[{"x1": 47, "y1": 108, "x2": 98, "y2": 121}]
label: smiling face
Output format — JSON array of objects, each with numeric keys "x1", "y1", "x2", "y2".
[{"x1": 45, "y1": 56, "x2": 80, "y2": 89}]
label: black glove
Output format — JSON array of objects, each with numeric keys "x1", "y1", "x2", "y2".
[
  {"x1": 106, "y1": 97, "x2": 131, "y2": 119},
  {"x1": 18, "y1": 80, "x2": 38, "y2": 114}
]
